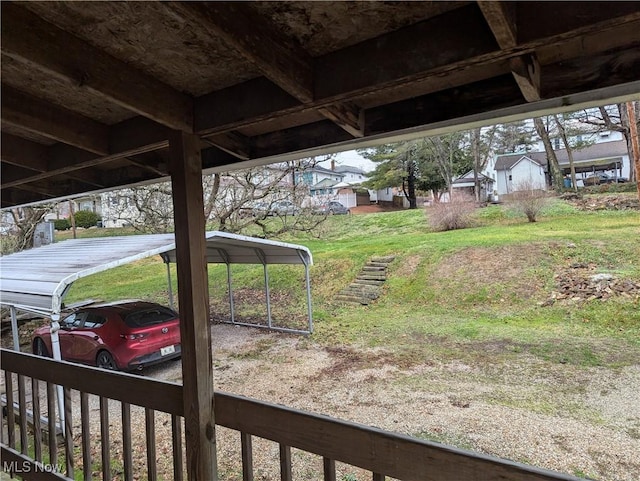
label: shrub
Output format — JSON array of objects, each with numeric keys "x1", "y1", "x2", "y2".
[
  {"x1": 426, "y1": 193, "x2": 477, "y2": 231},
  {"x1": 53, "y1": 218, "x2": 71, "y2": 230},
  {"x1": 73, "y1": 210, "x2": 101, "y2": 228},
  {"x1": 507, "y1": 181, "x2": 549, "y2": 222}
]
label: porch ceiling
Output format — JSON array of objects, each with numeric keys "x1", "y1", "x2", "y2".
[
  {"x1": 2, "y1": 1, "x2": 640, "y2": 208},
  {"x1": 0, "y1": 231, "x2": 312, "y2": 315}
]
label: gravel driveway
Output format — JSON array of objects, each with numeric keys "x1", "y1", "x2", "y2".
[{"x1": 140, "y1": 324, "x2": 638, "y2": 481}]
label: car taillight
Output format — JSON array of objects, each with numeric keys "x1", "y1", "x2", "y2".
[{"x1": 121, "y1": 333, "x2": 147, "y2": 340}]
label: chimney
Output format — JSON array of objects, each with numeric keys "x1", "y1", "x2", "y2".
[{"x1": 330, "y1": 159, "x2": 336, "y2": 171}]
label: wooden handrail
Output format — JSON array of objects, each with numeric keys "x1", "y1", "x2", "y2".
[
  {"x1": 0, "y1": 349, "x2": 183, "y2": 416},
  {"x1": 214, "y1": 392, "x2": 582, "y2": 481},
  {"x1": 2, "y1": 348, "x2": 582, "y2": 481}
]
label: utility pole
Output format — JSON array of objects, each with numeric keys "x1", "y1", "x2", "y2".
[{"x1": 626, "y1": 102, "x2": 640, "y2": 201}]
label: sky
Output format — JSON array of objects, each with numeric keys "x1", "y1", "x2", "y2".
[{"x1": 319, "y1": 149, "x2": 375, "y2": 172}]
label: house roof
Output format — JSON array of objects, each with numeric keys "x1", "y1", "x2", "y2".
[
  {"x1": 0, "y1": 231, "x2": 312, "y2": 316},
  {"x1": 452, "y1": 171, "x2": 494, "y2": 188},
  {"x1": 494, "y1": 152, "x2": 546, "y2": 171},
  {"x1": 494, "y1": 140, "x2": 629, "y2": 171},
  {"x1": 310, "y1": 178, "x2": 340, "y2": 190},
  {"x1": 334, "y1": 165, "x2": 367, "y2": 175},
  {"x1": 2, "y1": 2, "x2": 639, "y2": 208}
]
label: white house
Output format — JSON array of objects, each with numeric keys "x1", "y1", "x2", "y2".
[
  {"x1": 491, "y1": 138, "x2": 630, "y2": 194},
  {"x1": 494, "y1": 154, "x2": 547, "y2": 195},
  {"x1": 333, "y1": 165, "x2": 367, "y2": 184},
  {"x1": 451, "y1": 171, "x2": 496, "y2": 200}
]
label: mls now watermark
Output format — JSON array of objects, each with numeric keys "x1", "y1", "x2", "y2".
[{"x1": 2, "y1": 460, "x2": 64, "y2": 474}]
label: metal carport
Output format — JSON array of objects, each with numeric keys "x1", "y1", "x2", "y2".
[{"x1": 0, "y1": 231, "x2": 314, "y2": 359}]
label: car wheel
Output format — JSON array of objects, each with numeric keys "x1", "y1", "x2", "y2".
[
  {"x1": 33, "y1": 338, "x2": 50, "y2": 357},
  {"x1": 96, "y1": 351, "x2": 118, "y2": 370}
]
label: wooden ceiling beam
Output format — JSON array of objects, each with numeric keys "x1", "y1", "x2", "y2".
[
  {"x1": 1, "y1": 85, "x2": 110, "y2": 155},
  {"x1": 477, "y1": 1, "x2": 517, "y2": 49},
  {"x1": 166, "y1": 2, "x2": 313, "y2": 104},
  {"x1": 1, "y1": 2, "x2": 193, "y2": 132},
  {"x1": 165, "y1": 2, "x2": 368, "y2": 138},
  {"x1": 477, "y1": 1, "x2": 541, "y2": 102},
  {"x1": 203, "y1": 133, "x2": 252, "y2": 161},
  {"x1": 317, "y1": 103, "x2": 365, "y2": 138},
  {"x1": 1, "y1": 133, "x2": 48, "y2": 172}
]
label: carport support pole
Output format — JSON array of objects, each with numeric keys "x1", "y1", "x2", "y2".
[
  {"x1": 264, "y1": 264, "x2": 272, "y2": 328},
  {"x1": 226, "y1": 264, "x2": 235, "y2": 323},
  {"x1": 169, "y1": 130, "x2": 217, "y2": 481},
  {"x1": 50, "y1": 314, "x2": 66, "y2": 436},
  {"x1": 164, "y1": 257, "x2": 175, "y2": 310},
  {"x1": 10, "y1": 306, "x2": 20, "y2": 352},
  {"x1": 304, "y1": 264, "x2": 313, "y2": 334}
]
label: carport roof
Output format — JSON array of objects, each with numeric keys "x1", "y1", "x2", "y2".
[{"x1": 0, "y1": 231, "x2": 312, "y2": 316}]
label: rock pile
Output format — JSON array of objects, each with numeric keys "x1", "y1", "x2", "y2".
[
  {"x1": 565, "y1": 194, "x2": 639, "y2": 211},
  {"x1": 542, "y1": 270, "x2": 640, "y2": 305}
]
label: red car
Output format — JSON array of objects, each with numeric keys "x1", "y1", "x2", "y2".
[{"x1": 32, "y1": 301, "x2": 181, "y2": 371}]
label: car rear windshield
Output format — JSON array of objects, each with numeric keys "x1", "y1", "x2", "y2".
[{"x1": 124, "y1": 307, "x2": 177, "y2": 328}]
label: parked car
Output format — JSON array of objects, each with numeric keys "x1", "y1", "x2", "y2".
[
  {"x1": 314, "y1": 201, "x2": 350, "y2": 215},
  {"x1": 32, "y1": 301, "x2": 181, "y2": 371},
  {"x1": 583, "y1": 173, "x2": 628, "y2": 185},
  {"x1": 270, "y1": 200, "x2": 299, "y2": 216}
]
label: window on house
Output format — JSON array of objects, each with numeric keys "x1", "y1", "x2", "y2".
[
  {"x1": 508, "y1": 175, "x2": 513, "y2": 181},
  {"x1": 553, "y1": 138, "x2": 561, "y2": 150}
]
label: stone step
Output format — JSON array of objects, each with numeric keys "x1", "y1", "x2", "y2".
[
  {"x1": 357, "y1": 274, "x2": 386, "y2": 281},
  {"x1": 366, "y1": 262, "x2": 391, "y2": 268},
  {"x1": 334, "y1": 295, "x2": 370, "y2": 305},
  {"x1": 371, "y1": 256, "x2": 395, "y2": 264},
  {"x1": 353, "y1": 279, "x2": 385, "y2": 286},
  {"x1": 362, "y1": 266, "x2": 386, "y2": 272},
  {"x1": 336, "y1": 255, "x2": 394, "y2": 305}
]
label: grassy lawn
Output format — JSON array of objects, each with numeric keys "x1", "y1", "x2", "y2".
[{"x1": 62, "y1": 196, "x2": 640, "y2": 369}]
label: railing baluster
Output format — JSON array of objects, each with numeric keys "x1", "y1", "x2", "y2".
[
  {"x1": 279, "y1": 444, "x2": 292, "y2": 481},
  {"x1": 5, "y1": 371, "x2": 16, "y2": 449},
  {"x1": 323, "y1": 457, "x2": 336, "y2": 481},
  {"x1": 146, "y1": 407, "x2": 157, "y2": 481},
  {"x1": 122, "y1": 402, "x2": 133, "y2": 481},
  {"x1": 171, "y1": 414, "x2": 184, "y2": 481},
  {"x1": 373, "y1": 473, "x2": 385, "y2": 481},
  {"x1": 17, "y1": 375, "x2": 28, "y2": 454},
  {"x1": 63, "y1": 387, "x2": 74, "y2": 478},
  {"x1": 81, "y1": 392, "x2": 92, "y2": 480},
  {"x1": 31, "y1": 377, "x2": 42, "y2": 462},
  {"x1": 46, "y1": 382, "x2": 57, "y2": 465},
  {"x1": 100, "y1": 396, "x2": 111, "y2": 480},
  {"x1": 241, "y1": 432, "x2": 254, "y2": 481}
]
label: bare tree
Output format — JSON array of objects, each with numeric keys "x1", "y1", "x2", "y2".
[
  {"x1": 470, "y1": 127, "x2": 497, "y2": 202},
  {"x1": 553, "y1": 115, "x2": 577, "y2": 191},
  {"x1": 1, "y1": 205, "x2": 53, "y2": 254},
  {"x1": 533, "y1": 117, "x2": 563, "y2": 191},
  {"x1": 578, "y1": 102, "x2": 639, "y2": 183},
  {"x1": 103, "y1": 158, "x2": 333, "y2": 238}
]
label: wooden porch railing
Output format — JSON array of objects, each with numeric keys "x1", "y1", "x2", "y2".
[{"x1": 1, "y1": 349, "x2": 582, "y2": 481}]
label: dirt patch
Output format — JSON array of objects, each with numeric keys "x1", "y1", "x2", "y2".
[
  {"x1": 431, "y1": 244, "x2": 550, "y2": 301},
  {"x1": 394, "y1": 254, "x2": 421, "y2": 277}
]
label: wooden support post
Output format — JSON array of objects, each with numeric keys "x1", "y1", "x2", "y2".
[
  {"x1": 626, "y1": 101, "x2": 640, "y2": 200},
  {"x1": 169, "y1": 130, "x2": 217, "y2": 481}
]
